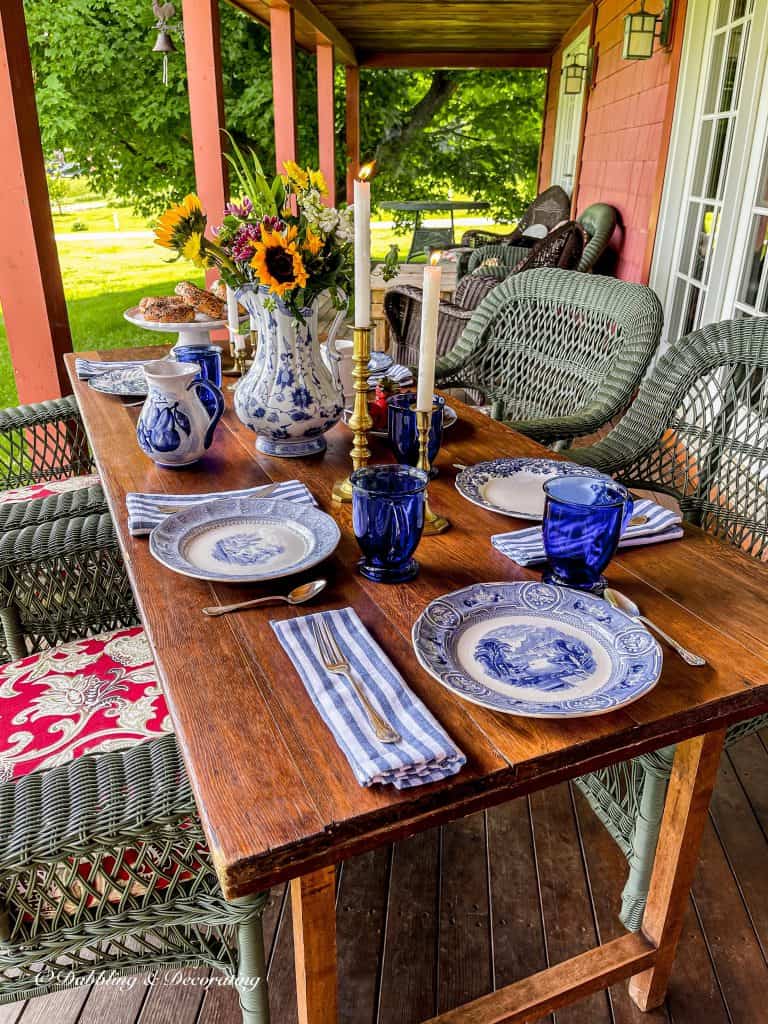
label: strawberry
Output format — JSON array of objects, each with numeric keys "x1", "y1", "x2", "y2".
[{"x1": 368, "y1": 377, "x2": 396, "y2": 431}]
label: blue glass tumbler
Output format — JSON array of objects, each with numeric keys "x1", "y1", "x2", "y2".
[
  {"x1": 172, "y1": 345, "x2": 223, "y2": 418},
  {"x1": 541, "y1": 476, "x2": 633, "y2": 594},
  {"x1": 387, "y1": 393, "x2": 445, "y2": 474},
  {"x1": 351, "y1": 465, "x2": 429, "y2": 583}
]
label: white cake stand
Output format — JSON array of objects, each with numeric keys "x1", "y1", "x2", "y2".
[{"x1": 124, "y1": 306, "x2": 232, "y2": 350}]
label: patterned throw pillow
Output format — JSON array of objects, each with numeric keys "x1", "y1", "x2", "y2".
[{"x1": 0, "y1": 473, "x2": 100, "y2": 506}]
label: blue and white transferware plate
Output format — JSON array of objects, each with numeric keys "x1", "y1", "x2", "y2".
[
  {"x1": 412, "y1": 582, "x2": 662, "y2": 718},
  {"x1": 149, "y1": 496, "x2": 341, "y2": 583},
  {"x1": 88, "y1": 366, "x2": 148, "y2": 397},
  {"x1": 455, "y1": 457, "x2": 610, "y2": 520}
]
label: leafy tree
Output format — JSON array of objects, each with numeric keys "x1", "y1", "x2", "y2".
[{"x1": 26, "y1": 0, "x2": 544, "y2": 221}]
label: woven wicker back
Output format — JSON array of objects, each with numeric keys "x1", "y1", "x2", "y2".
[
  {"x1": 596, "y1": 318, "x2": 768, "y2": 558},
  {"x1": 455, "y1": 267, "x2": 663, "y2": 423},
  {"x1": 520, "y1": 185, "x2": 571, "y2": 233}
]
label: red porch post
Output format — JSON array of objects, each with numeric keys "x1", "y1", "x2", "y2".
[
  {"x1": 316, "y1": 41, "x2": 336, "y2": 206},
  {"x1": 0, "y1": 0, "x2": 71, "y2": 403},
  {"x1": 181, "y1": 0, "x2": 227, "y2": 288},
  {"x1": 271, "y1": 6, "x2": 298, "y2": 173},
  {"x1": 345, "y1": 65, "x2": 360, "y2": 203}
]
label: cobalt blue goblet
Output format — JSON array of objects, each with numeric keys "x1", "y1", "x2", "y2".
[
  {"x1": 387, "y1": 393, "x2": 445, "y2": 475},
  {"x1": 542, "y1": 475, "x2": 633, "y2": 594},
  {"x1": 351, "y1": 465, "x2": 428, "y2": 583},
  {"x1": 172, "y1": 344, "x2": 223, "y2": 418}
]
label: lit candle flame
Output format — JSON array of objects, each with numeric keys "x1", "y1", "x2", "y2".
[
  {"x1": 430, "y1": 251, "x2": 442, "y2": 266},
  {"x1": 358, "y1": 161, "x2": 376, "y2": 182}
]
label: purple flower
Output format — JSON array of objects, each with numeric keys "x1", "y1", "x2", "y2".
[
  {"x1": 225, "y1": 196, "x2": 254, "y2": 218},
  {"x1": 231, "y1": 223, "x2": 262, "y2": 263}
]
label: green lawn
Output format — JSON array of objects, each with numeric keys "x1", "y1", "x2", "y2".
[{"x1": 0, "y1": 214, "x2": 510, "y2": 408}]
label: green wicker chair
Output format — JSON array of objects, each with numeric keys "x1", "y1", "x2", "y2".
[
  {"x1": 0, "y1": 510, "x2": 271, "y2": 1021},
  {"x1": 433, "y1": 267, "x2": 663, "y2": 445},
  {"x1": 0, "y1": 396, "x2": 119, "y2": 664},
  {"x1": 570, "y1": 315, "x2": 768, "y2": 931},
  {"x1": 576, "y1": 202, "x2": 617, "y2": 273}
]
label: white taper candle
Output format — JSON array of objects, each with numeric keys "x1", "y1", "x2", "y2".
[
  {"x1": 226, "y1": 286, "x2": 239, "y2": 335},
  {"x1": 353, "y1": 166, "x2": 373, "y2": 328},
  {"x1": 416, "y1": 254, "x2": 442, "y2": 412}
]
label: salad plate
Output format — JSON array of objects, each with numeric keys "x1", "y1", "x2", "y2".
[
  {"x1": 412, "y1": 581, "x2": 662, "y2": 718},
  {"x1": 88, "y1": 366, "x2": 149, "y2": 397},
  {"x1": 455, "y1": 457, "x2": 609, "y2": 520},
  {"x1": 149, "y1": 496, "x2": 341, "y2": 583}
]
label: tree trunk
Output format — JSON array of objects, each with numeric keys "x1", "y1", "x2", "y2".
[{"x1": 373, "y1": 70, "x2": 460, "y2": 178}]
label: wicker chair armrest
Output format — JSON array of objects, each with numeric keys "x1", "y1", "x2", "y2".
[
  {"x1": 0, "y1": 483, "x2": 107, "y2": 535},
  {"x1": 500, "y1": 398, "x2": 626, "y2": 446},
  {"x1": 0, "y1": 512, "x2": 117, "y2": 571},
  {"x1": 0, "y1": 397, "x2": 93, "y2": 490},
  {"x1": 460, "y1": 227, "x2": 519, "y2": 248},
  {"x1": 0, "y1": 733, "x2": 195, "y2": 870}
]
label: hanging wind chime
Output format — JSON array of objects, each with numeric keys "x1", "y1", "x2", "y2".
[{"x1": 152, "y1": 1, "x2": 181, "y2": 86}]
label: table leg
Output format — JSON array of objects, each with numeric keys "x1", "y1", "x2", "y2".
[
  {"x1": 291, "y1": 865, "x2": 338, "y2": 1024},
  {"x1": 628, "y1": 729, "x2": 726, "y2": 1010}
]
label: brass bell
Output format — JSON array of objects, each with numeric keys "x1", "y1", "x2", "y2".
[{"x1": 152, "y1": 30, "x2": 176, "y2": 53}]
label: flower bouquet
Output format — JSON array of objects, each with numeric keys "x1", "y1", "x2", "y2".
[{"x1": 154, "y1": 144, "x2": 354, "y2": 458}]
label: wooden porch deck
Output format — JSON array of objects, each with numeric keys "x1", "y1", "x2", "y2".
[{"x1": 2, "y1": 729, "x2": 768, "y2": 1024}]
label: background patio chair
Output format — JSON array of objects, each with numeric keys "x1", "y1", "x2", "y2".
[
  {"x1": 460, "y1": 185, "x2": 571, "y2": 249},
  {"x1": 576, "y1": 202, "x2": 618, "y2": 273},
  {"x1": 0, "y1": 506, "x2": 271, "y2": 1022},
  {"x1": 570, "y1": 315, "x2": 768, "y2": 930},
  {"x1": 432, "y1": 267, "x2": 663, "y2": 445},
  {"x1": 384, "y1": 265, "x2": 508, "y2": 367}
]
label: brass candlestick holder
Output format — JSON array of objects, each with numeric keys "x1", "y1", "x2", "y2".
[
  {"x1": 332, "y1": 325, "x2": 373, "y2": 504},
  {"x1": 416, "y1": 407, "x2": 450, "y2": 535},
  {"x1": 224, "y1": 332, "x2": 250, "y2": 384}
]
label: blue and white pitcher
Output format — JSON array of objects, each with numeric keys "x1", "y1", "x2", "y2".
[
  {"x1": 137, "y1": 359, "x2": 224, "y2": 468},
  {"x1": 234, "y1": 285, "x2": 347, "y2": 458}
]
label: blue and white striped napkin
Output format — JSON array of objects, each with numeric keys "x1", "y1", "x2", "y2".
[
  {"x1": 271, "y1": 607, "x2": 466, "y2": 789},
  {"x1": 126, "y1": 480, "x2": 316, "y2": 536},
  {"x1": 368, "y1": 363, "x2": 413, "y2": 388},
  {"x1": 76, "y1": 357, "x2": 150, "y2": 381},
  {"x1": 492, "y1": 498, "x2": 683, "y2": 567}
]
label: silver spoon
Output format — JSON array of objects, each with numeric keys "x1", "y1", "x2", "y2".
[
  {"x1": 604, "y1": 588, "x2": 707, "y2": 667},
  {"x1": 202, "y1": 578, "x2": 327, "y2": 617}
]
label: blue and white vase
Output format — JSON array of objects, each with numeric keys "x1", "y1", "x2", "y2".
[
  {"x1": 234, "y1": 284, "x2": 346, "y2": 458},
  {"x1": 137, "y1": 359, "x2": 224, "y2": 468}
]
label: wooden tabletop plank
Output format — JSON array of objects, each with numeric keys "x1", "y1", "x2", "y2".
[{"x1": 66, "y1": 348, "x2": 768, "y2": 897}]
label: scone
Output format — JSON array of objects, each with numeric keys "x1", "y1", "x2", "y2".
[
  {"x1": 211, "y1": 279, "x2": 246, "y2": 314},
  {"x1": 143, "y1": 299, "x2": 195, "y2": 323},
  {"x1": 139, "y1": 295, "x2": 187, "y2": 313}
]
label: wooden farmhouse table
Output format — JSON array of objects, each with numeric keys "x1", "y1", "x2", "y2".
[{"x1": 67, "y1": 347, "x2": 768, "y2": 1024}]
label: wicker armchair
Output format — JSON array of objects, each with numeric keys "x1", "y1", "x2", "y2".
[
  {"x1": 433, "y1": 267, "x2": 663, "y2": 445},
  {"x1": 467, "y1": 221, "x2": 586, "y2": 278},
  {"x1": 384, "y1": 268, "x2": 507, "y2": 368},
  {"x1": 460, "y1": 185, "x2": 570, "y2": 249},
  {"x1": 0, "y1": 509, "x2": 271, "y2": 1021},
  {"x1": 570, "y1": 316, "x2": 768, "y2": 931},
  {"x1": 576, "y1": 202, "x2": 618, "y2": 273},
  {"x1": 0, "y1": 397, "x2": 119, "y2": 663}
]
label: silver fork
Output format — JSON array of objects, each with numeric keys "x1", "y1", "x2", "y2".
[{"x1": 311, "y1": 618, "x2": 401, "y2": 744}]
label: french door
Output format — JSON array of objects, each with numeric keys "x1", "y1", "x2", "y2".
[
  {"x1": 651, "y1": 0, "x2": 768, "y2": 343},
  {"x1": 550, "y1": 29, "x2": 590, "y2": 197}
]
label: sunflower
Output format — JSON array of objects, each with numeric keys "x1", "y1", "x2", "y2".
[
  {"x1": 283, "y1": 160, "x2": 310, "y2": 190},
  {"x1": 181, "y1": 231, "x2": 207, "y2": 268},
  {"x1": 303, "y1": 227, "x2": 323, "y2": 256},
  {"x1": 154, "y1": 193, "x2": 206, "y2": 252},
  {"x1": 308, "y1": 169, "x2": 328, "y2": 196},
  {"x1": 251, "y1": 226, "x2": 308, "y2": 297}
]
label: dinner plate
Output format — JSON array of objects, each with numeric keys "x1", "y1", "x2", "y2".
[
  {"x1": 149, "y1": 496, "x2": 341, "y2": 583},
  {"x1": 455, "y1": 457, "x2": 609, "y2": 520},
  {"x1": 88, "y1": 366, "x2": 149, "y2": 397},
  {"x1": 344, "y1": 403, "x2": 457, "y2": 438},
  {"x1": 412, "y1": 582, "x2": 662, "y2": 718}
]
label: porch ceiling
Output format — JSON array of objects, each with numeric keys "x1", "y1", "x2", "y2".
[{"x1": 230, "y1": 0, "x2": 589, "y2": 65}]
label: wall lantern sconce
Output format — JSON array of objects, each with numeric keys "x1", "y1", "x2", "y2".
[
  {"x1": 622, "y1": 0, "x2": 673, "y2": 60},
  {"x1": 562, "y1": 48, "x2": 595, "y2": 95}
]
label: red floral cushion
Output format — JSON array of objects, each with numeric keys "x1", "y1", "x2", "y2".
[
  {"x1": 0, "y1": 626, "x2": 170, "y2": 783},
  {"x1": 0, "y1": 473, "x2": 100, "y2": 506}
]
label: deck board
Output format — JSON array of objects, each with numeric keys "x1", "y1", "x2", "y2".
[{"x1": 11, "y1": 731, "x2": 768, "y2": 1022}]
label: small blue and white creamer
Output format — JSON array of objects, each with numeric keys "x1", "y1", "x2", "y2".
[{"x1": 136, "y1": 359, "x2": 224, "y2": 468}]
